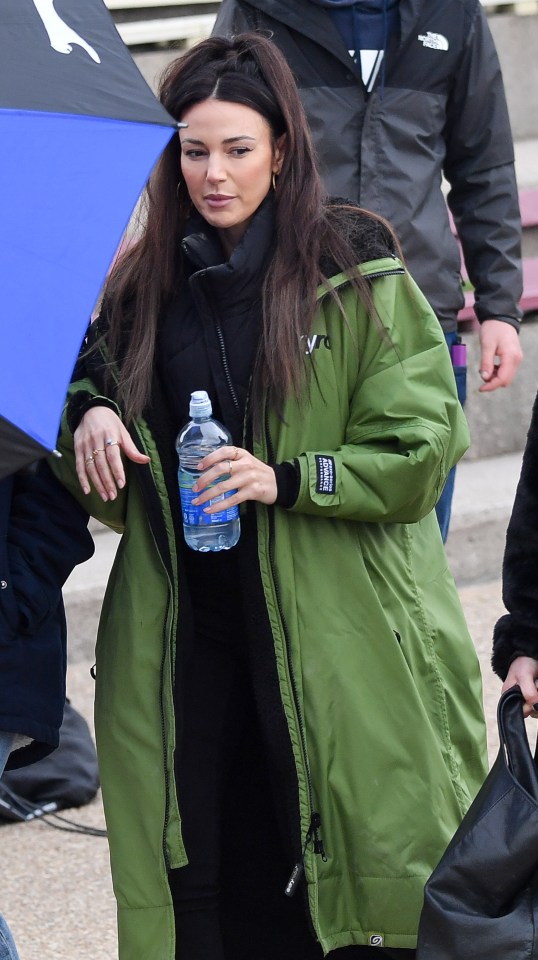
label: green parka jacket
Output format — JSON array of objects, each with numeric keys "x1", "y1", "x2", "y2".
[{"x1": 52, "y1": 257, "x2": 488, "y2": 957}]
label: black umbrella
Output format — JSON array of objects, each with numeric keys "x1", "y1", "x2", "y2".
[{"x1": 0, "y1": 0, "x2": 178, "y2": 478}]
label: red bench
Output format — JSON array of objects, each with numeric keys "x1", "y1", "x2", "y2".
[{"x1": 455, "y1": 188, "x2": 538, "y2": 324}]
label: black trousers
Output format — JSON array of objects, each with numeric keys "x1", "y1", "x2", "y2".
[{"x1": 169, "y1": 554, "x2": 415, "y2": 960}]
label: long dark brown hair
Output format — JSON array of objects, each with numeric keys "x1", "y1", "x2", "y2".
[{"x1": 101, "y1": 33, "x2": 398, "y2": 423}]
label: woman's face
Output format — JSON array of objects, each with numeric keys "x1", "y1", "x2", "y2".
[{"x1": 179, "y1": 98, "x2": 285, "y2": 254}]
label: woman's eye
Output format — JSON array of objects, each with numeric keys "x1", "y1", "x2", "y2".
[
  {"x1": 230, "y1": 146, "x2": 252, "y2": 157},
  {"x1": 183, "y1": 149, "x2": 206, "y2": 159}
]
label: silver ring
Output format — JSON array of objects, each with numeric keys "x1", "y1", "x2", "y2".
[
  {"x1": 85, "y1": 455, "x2": 95, "y2": 465},
  {"x1": 105, "y1": 438, "x2": 119, "y2": 447}
]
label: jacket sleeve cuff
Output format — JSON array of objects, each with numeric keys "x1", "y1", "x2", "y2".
[
  {"x1": 273, "y1": 460, "x2": 301, "y2": 508},
  {"x1": 491, "y1": 615, "x2": 538, "y2": 679},
  {"x1": 66, "y1": 392, "x2": 119, "y2": 435},
  {"x1": 477, "y1": 314, "x2": 522, "y2": 331}
]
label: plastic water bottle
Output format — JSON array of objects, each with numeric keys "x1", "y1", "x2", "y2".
[{"x1": 176, "y1": 390, "x2": 240, "y2": 552}]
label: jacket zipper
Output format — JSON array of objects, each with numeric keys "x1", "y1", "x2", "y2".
[
  {"x1": 285, "y1": 812, "x2": 324, "y2": 897},
  {"x1": 321, "y1": 264, "x2": 405, "y2": 301},
  {"x1": 215, "y1": 318, "x2": 240, "y2": 412},
  {"x1": 264, "y1": 405, "x2": 327, "y2": 897},
  {"x1": 365, "y1": 266, "x2": 405, "y2": 281},
  {"x1": 189, "y1": 268, "x2": 241, "y2": 414}
]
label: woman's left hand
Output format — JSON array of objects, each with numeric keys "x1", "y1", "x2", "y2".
[
  {"x1": 502, "y1": 655, "x2": 538, "y2": 717},
  {"x1": 192, "y1": 445, "x2": 277, "y2": 510}
]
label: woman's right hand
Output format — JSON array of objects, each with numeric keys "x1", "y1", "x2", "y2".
[
  {"x1": 502, "y1": 656, "x2": 538, "y2": 718},
  {"x1": 74, "y1": 406, "x2": 150, "y2": 501}
]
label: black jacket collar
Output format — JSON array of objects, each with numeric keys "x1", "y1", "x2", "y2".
[{"x1": 181, "y1": 194, "x2": 276, "y2": 305}]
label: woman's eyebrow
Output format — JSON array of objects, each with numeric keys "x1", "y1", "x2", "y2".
[
  {"x1": 223, "y1": 136, "x2": 257, "y2": 144},
  {"x1": 180, "y1": 136, "x2": 257, "y2": 145}
]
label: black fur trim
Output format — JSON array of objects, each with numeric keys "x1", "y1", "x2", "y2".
[
  {"x1": 492, "y1": 390, "x2": 538, "y2": 677},
  {"x1": 492, "y1": 617, "x2": 538, "y2": 679},
  {"x1": 321, "y1": 197, "x2": 397, "y2": 277}
]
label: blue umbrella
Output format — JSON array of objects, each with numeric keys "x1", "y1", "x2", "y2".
[{"x1": 0, "y1": 0, "x2": 178, "y2": 477}]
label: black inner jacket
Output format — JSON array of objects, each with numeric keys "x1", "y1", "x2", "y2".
[{"x1": 157, "y1": 195, "x2": 275, "y2": 446}]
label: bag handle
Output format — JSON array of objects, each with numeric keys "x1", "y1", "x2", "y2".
[{"x1": 498, "y1": 685, "x2": 538, "y2": 795}]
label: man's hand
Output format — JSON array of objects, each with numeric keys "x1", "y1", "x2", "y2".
[{"x1": 478, "y1": 319, "x2": 523, "y2": 392}]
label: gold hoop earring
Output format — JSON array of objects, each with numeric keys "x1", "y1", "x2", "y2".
[
  {"x1": 176, "y1": 180, "x2": 182, "y2": 201},
  {"x1": 272, "y1": 172, "x2": 277, "y2": 191}
]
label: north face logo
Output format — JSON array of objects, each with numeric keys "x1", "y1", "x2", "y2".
[{"x1": 418, "y1": 32, "x2": 449, "y2": 51}]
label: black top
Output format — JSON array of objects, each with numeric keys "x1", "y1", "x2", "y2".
[{"x1": 157, "y1": 197, "x2": 275, "y2": 445}]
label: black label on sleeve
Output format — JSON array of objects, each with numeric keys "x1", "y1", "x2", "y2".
[{"x1": 315, "y1": 455, "x2": 336, "y2": 495}]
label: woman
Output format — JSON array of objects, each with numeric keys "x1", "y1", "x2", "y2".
[
  {"x1": 52, "y1": 34, "x2": 487, "y2": 960},
  {"x1": 493, "y1": 389, "x2": 538, "y2": 711}
]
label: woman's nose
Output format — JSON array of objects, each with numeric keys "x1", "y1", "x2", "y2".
[{"x1": 206, "y1": 155, "x2": 226, "y2": 184}]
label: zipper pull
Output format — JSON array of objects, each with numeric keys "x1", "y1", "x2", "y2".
[
  {"x1": 313, "y1": 836, "x2": 327, "y2": 861},
  {"x1": 306, "y1": 811, "x2": 320, "y2": 841},
  {"x1": 284, "y1": 812, "x2": 326, "y2": 897},
  {"x1": 310, "y1": 811, "x2": 328, "y2": 863}
]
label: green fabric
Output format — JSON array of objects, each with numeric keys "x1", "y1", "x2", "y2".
[
  {"x1": 251, "y1": 261, "x2": 487, "y2": 951},
  {"x1": 51, "y1": 258, "x2": 487, "y2": 958},
  {"x1": 53, "y1": 408, "x2": 183, "y2": 960}
]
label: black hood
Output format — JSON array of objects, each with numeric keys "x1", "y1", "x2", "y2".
[{"x1": 240, "y1": 0, "x2": 423, "y2": 61}]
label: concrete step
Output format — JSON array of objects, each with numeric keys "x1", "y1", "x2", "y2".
[{"x1": 63, "y1": 522, "x2": 118, "y2": 665}]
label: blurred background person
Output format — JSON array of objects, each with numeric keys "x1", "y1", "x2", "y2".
[
  {"x1": 0, "y1": 464, "x2": 93, "y2": 958},
  {"x1": 213, "y1": 0, "x2": 524, "y2": 540}
]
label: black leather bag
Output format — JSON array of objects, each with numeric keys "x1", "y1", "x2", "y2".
[{"x1": 417, "y1": 685, "x2": 538, "y2": 960}]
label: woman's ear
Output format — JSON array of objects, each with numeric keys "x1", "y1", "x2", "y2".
[{"x1": 273, "y1": 134, "x2": 287, "y2": 175}]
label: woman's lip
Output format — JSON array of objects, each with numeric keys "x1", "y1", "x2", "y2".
[{"x1": 205, "y1": 194, "x2": 234, "y2": 206}]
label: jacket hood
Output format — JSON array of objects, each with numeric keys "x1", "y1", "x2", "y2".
[
  {"x1": 242, "y1": 0, "x2": 424, "y2": 56},
  {"x1": 320, "y1": 199, "x2": 397, "y2": 276}
]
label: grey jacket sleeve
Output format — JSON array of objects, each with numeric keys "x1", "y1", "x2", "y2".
[
  {"x1": 444, "y1": 4, "x2": 522, "y2": 326},
  {"x1": 212, "y1": 1, "x2": 253, "y2": 36}
]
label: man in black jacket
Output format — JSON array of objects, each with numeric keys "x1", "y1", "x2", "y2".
[
  {"x1": 213, "y1": 0, "x2": 524, "y2": 539},
  {"x1": 0, "y1": 464, "x2": 93, "y2": 957}
]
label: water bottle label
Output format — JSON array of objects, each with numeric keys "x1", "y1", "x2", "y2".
[{"x1": 179, "y1": 475, "x2": 239, "y2": 526}]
